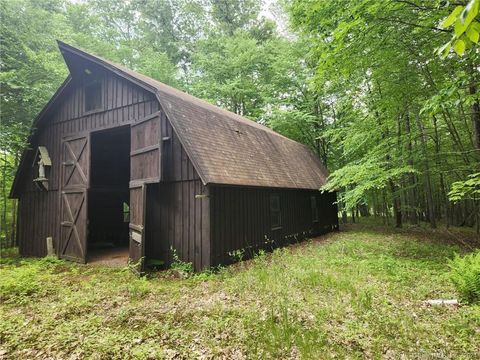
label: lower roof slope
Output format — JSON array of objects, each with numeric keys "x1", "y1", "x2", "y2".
[{"x1": 61, "y1": 42, "x2": 330, "y2": 190}]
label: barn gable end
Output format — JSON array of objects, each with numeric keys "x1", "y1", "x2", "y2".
[{"x1": 11, "y1": 51, "x2": 206, "y2": 260}]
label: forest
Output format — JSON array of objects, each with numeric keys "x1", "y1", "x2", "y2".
[{"x1": 1, "y1": 0, "x2": 479, "y2": 247}]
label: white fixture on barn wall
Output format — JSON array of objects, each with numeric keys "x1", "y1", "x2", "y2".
[{"x1": 33, "y1": 146, "x2": 51, "y2": 191}]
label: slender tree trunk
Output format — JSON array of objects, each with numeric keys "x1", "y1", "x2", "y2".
[
  {"x1": 384, "y1": 191, "x2": 390, "y2": 226},
  {"x1": 404, "y1": 113, "x2": 418, "y2": 224},
  {"x1": 475, "y1": 196, "x2": 479, "y2": 236},
  {"x1": 432, "y1": 115, "x2": 450, "y2": 227},
  {"x1": 11, "y1": 199, "x2": 16, "y2": 248},
  {"x1": 415, "y1": 113, "x2": 436, "y2": 228},
  {"x1": 470, "y1": 66, "x2": 480, "y2": 152},
  {"x1": 386, "y1": 121, "x2": 402, "y2": 228},
  {"x1": 10, "y1": 153, "x2": 19, "y2": 247},
  {"x1": 339, "y1": 191, "x2": 347, "y2": 224},
  {"x1": 442, "y1": 109, "x2": 471, "y2": 165},
  {"x1": 373, "y1": 192, "x2": 378, "y2": 219},
  {"x1": 1, "y1": 151, "x2": 8, "y2": 247},
  {"x1": 389, "y1": 180, "x2": 402, "y2": 227},
  {"x1": 423, "y1": 63, "x2": 470, "y2": 165}
]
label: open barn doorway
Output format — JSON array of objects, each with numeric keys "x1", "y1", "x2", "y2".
[{"x1": 87, "y1": 126, "x2": 130, "y2": 264}]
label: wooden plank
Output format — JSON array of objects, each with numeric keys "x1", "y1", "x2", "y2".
[
  {"x1": 190, "y1": 181, "x2": 196, "y2": 265},
  {"x1": 174, "y1": 182, "x2": 182, "y2": 259},
  {"x1": 130, "y1": 144, "x2": 159, "y2": 157},
  {"x1": 129, "y1": 223, "x2": 143, "y2": 232},
  {"x1": 167, "y1": 183, "x2": 174, "y2": 265},
  {"x1": 194, "y1": 180, "x2": 201, "y2": 270},
  {"x1": 132, "y1": 111, "x2": 161, "y2": 126},
  {"x1": 182, "y1": 181, "x2": 189, "y2": 261},
  {"x1": 201, "y1": 185, "x2": 210, "y2": 269}
]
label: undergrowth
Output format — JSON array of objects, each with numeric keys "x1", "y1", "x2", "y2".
[{"x1": 449, "y1": 250, "x2": 480, "y2": 304}]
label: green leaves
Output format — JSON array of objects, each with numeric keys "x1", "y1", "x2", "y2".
[
  {"x1": 441, "y1": 6, "x2": 463, "y2": 29},
  {"x1": 448, "y1": 173, "x2": 480, "y2": 202},
  {"x1": 466, "y1": 22, "x2": 480, "y2": 43},
  {"x1": 438, "y1": 0, "x2": 480, "y2": 57},
  {"x1": 462, "y1": 0, "x2": 480, "y2": 29},
  {"x1": 448, "y1": 251, "x2": 480, "y2": 304},
  {"x1": 453, "y1": 38, "x2": 466, "y2": 55}
]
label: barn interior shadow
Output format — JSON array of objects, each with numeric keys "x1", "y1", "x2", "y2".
[{"x1": 87, "y1": 126, "x2": 130, "y2": 263}]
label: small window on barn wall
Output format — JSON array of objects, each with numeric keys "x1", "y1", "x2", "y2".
[
  {"x1": 311, "y1": 195, "x2": 319, "y2": 223},
  {"x1": 270, "y1": 194, "x2": 282, "y2": 230},
  {"x1": 123, "y1": 202, "x2": 130, "y2": 223},
  {"x1": 84, "y1": 79, "x2": 103, "y2": 112}
]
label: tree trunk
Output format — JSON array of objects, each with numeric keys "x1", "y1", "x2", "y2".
[
  {"x1": 470, "y1": 67, "x2": 480, "y2": 152},
  {"x1": 415, "y1": 113, "x2": 436, "y2": 228},
  {"x1": 432, "y1": 115, "x2": 450, "y2": 227},
  {"x1": 404, "y1": 113, "x2": 418, "y2": 224},
  {"x1": 384, "y1": 191, "x2": 390, "y2": 226},
  {"x1": 389, "y1": 179, "x2": 402, "y2": 228},
  {"x1": 1, "y1": 151, "x2": 8, "y2": 247},
  {"x1": 10, "y1": 199, "x2": 17, "y2": 248}
]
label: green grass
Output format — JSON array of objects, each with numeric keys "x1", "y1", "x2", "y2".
[{"x1": 1, "y1": 224, "x2": 479, "y2": 359}]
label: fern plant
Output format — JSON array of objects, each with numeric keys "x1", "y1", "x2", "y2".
[{"x1": 448, "y1": 250, "x2": 480, "y2": 304}]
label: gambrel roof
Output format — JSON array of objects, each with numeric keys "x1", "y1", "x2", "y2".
[{"x1": 12, "y1": 42, "x2": 329, "y2": 195}]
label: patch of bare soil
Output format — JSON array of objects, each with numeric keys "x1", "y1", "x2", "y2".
[{"x1": 87, "y1": 247, "x2": 129, "y2": 267}]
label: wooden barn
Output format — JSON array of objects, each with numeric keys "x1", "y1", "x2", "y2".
[{"x1": 10, "y1": 42, "x2": 338, "y2": 271}]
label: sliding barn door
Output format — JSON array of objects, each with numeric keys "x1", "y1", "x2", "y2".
[
  {"x1": 59, "y1": 134, "x2": 89, "y2": 263},
  {"x1": 129, "y1": 111, "x2": 162, "y2": 272}
]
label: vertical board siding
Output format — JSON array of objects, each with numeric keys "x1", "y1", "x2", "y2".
[
  {"x1": 130, "y1": 113, "x2": 161, "y2": 182},
  {"x1": 17, "y1": 71, "x2": 157, "y2": 257},
  {"x1": 146, "y1": 180, "x2": 210, "y2": 271},
  {"x1": 210, "y1": 186, "x2": 338, "y2": 267},
  {"x1": 144, "y1": 117, "x2": 209, "y2": 271},
  {"x1": 17, "y1": 191, "x2": 59, "y2": 256}
]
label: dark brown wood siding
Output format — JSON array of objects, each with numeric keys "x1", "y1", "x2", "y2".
[
  {"x1": 17, "y1": 191, "x2": 59, "y2": 257},
  {"x1": 145, "y1": 180, "x2": 210, "y2": 271},
  {"x1": 17, "y1": 69, "x2": 158, "y2": 257},
  {"x1": 144, "y1": 115, "x2": 210, "y2": 271},
  {"x1": 210, "y1": 186, "x2": 338, "y2": 266}
]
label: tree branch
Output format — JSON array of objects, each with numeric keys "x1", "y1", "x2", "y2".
[{"x1": 375, "y1": 16, "x2": 450, "y2": 32}]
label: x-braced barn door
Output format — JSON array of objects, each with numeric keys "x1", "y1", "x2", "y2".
[
  {"x1": 59, "y1": 134, "x2": 90, "y2": 263},
  {"x1": 129, "y1": 111, "x2": 162, "y2": 273}
]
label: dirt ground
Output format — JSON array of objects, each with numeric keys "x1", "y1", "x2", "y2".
[{"x1": 87, "y1": 247, "x2": 129, "y2": 266}]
